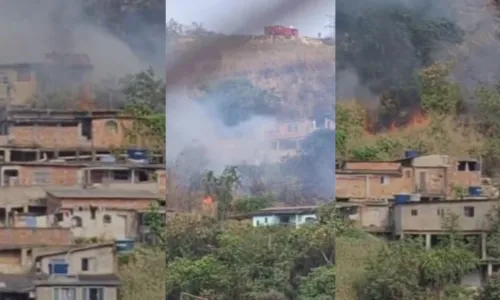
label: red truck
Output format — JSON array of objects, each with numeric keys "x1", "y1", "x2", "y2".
[{"x1": 264, "y1": 25, "x2": 299, "y2": 38}]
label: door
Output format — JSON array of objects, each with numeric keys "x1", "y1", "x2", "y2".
[
  {"x1": 115, "y1": 215, "x2": 127, "y2": 240},
  {"x1": 419, "y1": 172, "x2": 427, "y2": 193}
]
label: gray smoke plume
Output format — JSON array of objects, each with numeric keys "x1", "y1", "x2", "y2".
[
  {"x1": 0, "y1": 0, "x2": 159, "y2": 81},
  {"x1": 166, "y1": 88, "x2": 278, "y2": 175},
  {"x1": 337, "y1": 0, "x2": 500, "y2": 101}
]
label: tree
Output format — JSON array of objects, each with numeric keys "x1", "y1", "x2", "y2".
[
  {"x1": 299, "y1": 266, "x2": 336, "y2": 300},
  {"x1": 478, "y1": 275, "x2": 500, "y2": 300},
  {"x1": 203, "y1": 166, "x2": 240, "y2": 221},
  {"x1": 120, "y1": 68, "x2": 166, "y2": 150}
]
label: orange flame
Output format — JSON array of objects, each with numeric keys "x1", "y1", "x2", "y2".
[
  {"x1": 407, "y1": 109, "x2": 430, "y2": 129},
  {"x1": 203, "y1": 196, "x2": 213, "y2": 205}
]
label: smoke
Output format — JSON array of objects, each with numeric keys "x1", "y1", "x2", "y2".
[
  {"x1": 0, "y1": 0, "x2": 160, "y2": 81},
  {"x1": 165, "y1": 88, "x2": 278, "y2": 175},
  {"x1": 337, "y1": 0, "x2": 500, "y2": 102}
]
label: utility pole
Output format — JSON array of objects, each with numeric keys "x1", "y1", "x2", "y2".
[{"x1": 326, "y1": 14, "x2": 335, "y2": 40}]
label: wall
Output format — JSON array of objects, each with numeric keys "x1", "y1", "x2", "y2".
[
  {"x1": 15, "y1": 165, "x2": 81, "y2": 186},
  {"x1": 393, "y1": 200, "x2": 495, "y2": 232},
  {"x1": 252, "y1": 213, "x2": 317, "y2": 227},
  {"x1": 0, "y1": 67, "x2": 38, "y2": 105},
  {"x1": 9, "y1": 125, "x2": 82, "y2": 148},
  {"x1": 360, "y1": 205, "x2": 391, "y2": 230},
  {"x1": 252, "y1": 215, "x2": 280, "y2": 227},
  {"x1": 0, "y1": 249, "x2": 22, "y2": 273},
  {"x1": 55, "y1": 210, "x2": 138, "y2": 240},
  {"x1": 46, "y1": 195, "x2": 156, "y2": 214},
  {"x1": 336, "y1": 172, "x2": 413, "y2": 200},
  {"x1": 91, "y1": 118, "x2": 132, "y2": 149},
  {"x1": 0, "y1": 165, "x2": 81, "y2": 186},
  {"x1": 39, "y1": 245, "x2": 115, "y2": 275},
  {"x1": 36, "y1": 286, "x2": 117, "y2": 300},
  {"x1": 0, "y1": 228, "x2": 72, "y2": 246},
  {"x1": 156, "y1": 170, "x2": 166, "y2": 195}
]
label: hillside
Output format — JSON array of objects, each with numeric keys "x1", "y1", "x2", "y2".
[{"x1": 170, "y1": 35, "x2": 335, "y2": 118}]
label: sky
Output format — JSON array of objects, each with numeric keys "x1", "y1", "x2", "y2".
[{"x1": 165, "y1": 0, "x2": 334, "y2": 37}]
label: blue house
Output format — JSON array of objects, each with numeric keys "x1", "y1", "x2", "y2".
[{"x1": 246, "y1": 206, "x2": 318, "y2": 228}]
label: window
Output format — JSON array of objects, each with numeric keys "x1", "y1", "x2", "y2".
[
  {"x1": 71, "y1": 216, "x2": 82, "y2": 227},
  {"x1": 105, "y1": 120, "x2": 118, "y2": 133},
  {"x1": 0, "y1": 72, "x2": 8, "y2": 84},
  {"x1": 280, "y1": 139, "x2": 298, "y2": 150},
  {"x1": 81, "y1": 257, "x2": 97, "y2": 272},
  {"x1": 103, "y1": 214, "x2": 112, "y2": 224},
  {"x1": 411, "y1": 209, "x2": 418, "y2": 216},
  {"x1": 405, "y1": 170, "x2": 411, "y2": 178},
  {"x1": 287, "y1": 123, "x2": 298, "y2": 132},
  {"x1": 82, "y1": 287, "x2": 104, "y2": 300},
  {"x1": 464, "y1": 206, "x2": 475, "y2": 217},
  {"x1": 458, "y1": 161, "x2": 467, "y2": 171},
  {"x1": 264, "y1": 217, "x2": 268, "y2": 223},
  {"x1": 380, "y1": 176, "x2": 390, "y2": 185},
  {"x1": 437, "y1": 208, "x2": 444, "y2": 216},
  {"x1": 32, "y1": 169, "x2": 51, "y2": 185},
  {"x1": 53, "y1": 287, "x2": 76, "y2": 300}
]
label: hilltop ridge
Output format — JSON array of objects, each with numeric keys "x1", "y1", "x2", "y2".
[{"x1": 170, "y1": 35, "x2": 335, "y2": 118}]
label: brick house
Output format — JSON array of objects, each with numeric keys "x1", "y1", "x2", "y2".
[
  {"x1": 0, "y1": 162, "x2": 163, "y2": 188},
  {"x1": 336, "y1": 154, "x2": 483, "y2": 201},
  {"x1": 0, "y1": 107, "x2": 135, "y2": 149},
  {"x1": 0, "y1": 227, "x2": 73, "y2": 274}
]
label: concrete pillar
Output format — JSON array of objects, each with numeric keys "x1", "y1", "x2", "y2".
[
  {"x1": 131, "y1": 169, "x2": 136, "y2": 183},
  {"x1": 482, "y1": 232, "x2": 488, "y2": 260},
  {"x1": 488, "y1": 263, "x2": 493, "y2": 277},
  {"x1": 35, "y1": 150, "x2": 41, "y2": 161},
  {"x1": 425, "y1": 234, "x2": 432, "y2": 250},
  {"x1": 4, "y1": 149, "x2": 10, "y2": 162}
]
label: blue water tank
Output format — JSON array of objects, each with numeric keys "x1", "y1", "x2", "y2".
[
  {"x1": 404, "y1": 150, "x2": 420, "y2": 159},
  {"x1": 468, "y1": 186, "x2": 483, "y2": 196},
  {"x1": 127, "y1": 149, "x2": 148, "y2": 163},
  {"x1": 394, "y1": 194, "x2": 411, "y2": 204},
  {"x1": 115, "y1": 239, "x2": 135, "y2": 253},
  {"x1": 49, "y1": 262, "x2": 69, "y2": 275}
]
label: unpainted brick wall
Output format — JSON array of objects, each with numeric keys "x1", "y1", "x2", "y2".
[
  {"x1": 18, "y1": 165, "x2": 80, "y2": 186},
  {"x1": 0, "y1": 228, "x2": 72, "y2": 246},
  {"x1": 10, "y1": 125, "x2": 81, "y2": 148}
]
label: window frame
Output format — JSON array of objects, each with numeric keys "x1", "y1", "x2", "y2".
[
  {"x1": 82, "y1": 286, "x2": 104, "y2": 300},
  {"x1": 464, "y1": 206, "x2": 475, "y2": 218},
  {"x1": 52, "y1": 287, "x2": 76, "y2": 300}
]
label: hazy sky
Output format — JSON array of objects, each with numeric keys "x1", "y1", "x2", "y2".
[{"x1": 166, "y1": 0, "x2": 334, "y2": 37}]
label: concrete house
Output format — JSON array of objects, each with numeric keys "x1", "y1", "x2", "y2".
[
  {"x1": 33, "y1": 243, "x2": 120, "y2": 300},
  {"x1": 0, "y1": 243, "x2": 121, "y2": 300},
  {"x1": 245, "y1": 206, "x2": 318, "y2": 228}
]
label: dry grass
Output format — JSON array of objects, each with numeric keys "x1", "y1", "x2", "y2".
[
  {"x1": 171, "y1": 36, "x2": 334, "y2": 118},
  {"x1": 336, "y1": 235, "x2": 385, "y2": 300},
  {"x1": 118, "y1": 246, "x2": 166, "y2": 300}
]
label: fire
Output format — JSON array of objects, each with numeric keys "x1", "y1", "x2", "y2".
[
  {"x1": 203, "y1": 196, "x2": 213, "y2": 205},
  {"x1": 407, "y1": 108, "x2": 430, "y2": 128},
  {"x1": 363, "y1": 107, "x2": 431, "y2": 135}
]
